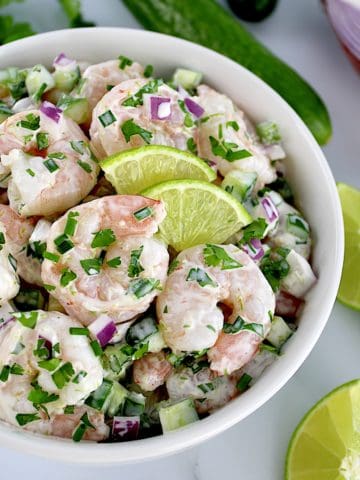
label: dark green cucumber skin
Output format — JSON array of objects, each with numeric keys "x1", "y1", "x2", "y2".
[{"x1": 123, "y1": 0, "x2": 332, "y2": 145}]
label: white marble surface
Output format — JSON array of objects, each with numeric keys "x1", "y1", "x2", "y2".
[{"x1": 1, "y1": 0, "x2": 359, "y2": 478}]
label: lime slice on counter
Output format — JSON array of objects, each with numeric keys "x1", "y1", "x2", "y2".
[
  {"x1": 100, "y1": 145, "x2": 216, "y2": 194},
  {"x1": 285, "y1": 379, "x2": 360, "y2": 480},
  {"x1": 141, "y1": 179, "x2": 252, "y2": 251},
  {"x1": 337, "y1": 183, "x2": 360, "y2": 311}
]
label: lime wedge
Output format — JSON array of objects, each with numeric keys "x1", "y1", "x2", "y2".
[
  {"x1": 337, "y1": 183, "x2": 360, "y2": 311},
  {"x1": 100, "y1": 145, "x2": 216, "y2": 194},
  {"x1": 285, "y1": 379, "x2": 360, "y2": 480},
  {"x1": 142, "y1": 179, "x2": 252, "y2": 251}
]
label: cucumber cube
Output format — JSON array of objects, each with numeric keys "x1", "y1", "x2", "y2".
[{"x1": 159, "y1": 398, "x2": 199, "y2": 433}]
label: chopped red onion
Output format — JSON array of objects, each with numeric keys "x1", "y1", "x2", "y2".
[
  {"x1": 88, "y1": 314, "x2": 117, "y2": 347},
  {"x1": 112, "y1": 416, "x2": 140, "y2": 441},
  {"x1": 275, "y1": 291, "x2": 304, "y2": 319},
  {"x1": 242, "y1": 238, "x2": 265, "y2": 261},
  {"x1": 150, "y1": 96, "x2": 171, "y2": 120},
  {"x1": 325, "y1": 0, "x2": 360, "y2": 71},
  {"x1": 0, "y1": 316, "x2": 15, "y2": 331},
  {"x1": 184, "y1": 97, "x2": 204, "y2": 118},
  {"x1": 261, "y1": 196, "x2": 279, "y2": 223},
  {"x1": 53, "y1": 52, "x2": 76, "y2": 69},
  {"x1": 40, "y1": 101, "x2": 62, "y2": 123}
]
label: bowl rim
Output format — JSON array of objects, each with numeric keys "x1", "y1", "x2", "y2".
[{"x1": 0, "y1": 26, "x2": 344, "y2": 464}]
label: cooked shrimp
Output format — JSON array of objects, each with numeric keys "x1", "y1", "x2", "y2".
[
  {"x1": 90, "y1": 78, "x2": 196, "y2": 159},
  {"x1": 41, "y1": 195, "x2": 169, "y2": 327},
  {"x1": 196, "y1": 85, "x2": 276, "y2": 190},
  {"x1": 0, "y1": 109, "x2": 99, "y2": 216},
  {"x1": 157, "y1": 243, "x2": 275, "y2": 375},
  {"x1": 51, "y1": 406, "x2": 109, "y2": 441},
  {"x1": 133, "y1": 351, "x2": 172, "y2": 392},
  {"x1": 77, "y1": 59, "x2": 145, "y2": 111},
  {"x1": 166, "y1": 366, "x2": 238, "y2": 414},
  {"x1": 0, "y1": 204, "x2": 41, "y2": 290},
  {"x1": 0, "y1": 310, "x2": 104, "y2": 438}
]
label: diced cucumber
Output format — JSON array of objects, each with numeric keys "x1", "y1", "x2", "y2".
[
  {"x1": 13, "y1": 287, "x2": 45, "y2": 312},
  {"x1": 281, "y1": 249, "x2": 316, "y2": 298},
  {"x1": 147, "y1": 331, "x2": 167, "y2": 352},
  {"x1": 25, "y1": 64, "x2": 55, "y2": 99},
  {"x1": 126, "y1": 315, "x2": 158, "y2": 345},
  {"x1": 57, "y1": 95, "x2": 89, "y2": 124},
  {"x1": 124, "y1": 391, "x2": 146, "y2": 416},
  {"x1": 47, "y1": 295, "x2": 66, "y2": 313},
  {"x1": 173, "y1": 68, "x2": 202, "y2": 90},
  {"x1": 221, "y1": 170, "x2": 257, "y2": 202},
  {"x1": 102, "y1": 343, "x2": 132, "y2": 381},
  {"x1": 242, "y1": 349, "x2": 278, "y2": 383},
  {"x1": 103, "y1": 382, "x2": 128, "y2": 417},
  {"x1": 286, "y1": 214, "x2": 309, "y2": 241},
  {"x1": 53, "y1": 66, "x2": 80, "y2": 92},
  {"x1": 256, "y1": 121, "x2": 281, "y2": 145},
  {"x1": 266, "y1": 315, "x2": 293, "y2": 349},
  {"x1": 159, "y1": 398, "x2": 199, "y2": 433},
  {"x1": 0, "y1": 67, "x2": 27, "y2": 100},
  {"x1": 0, "y1": 102, "x2": 12, "y2": 123},
  {"x1": 85, "y1": 378, "x2": 113, "y2": 411}
]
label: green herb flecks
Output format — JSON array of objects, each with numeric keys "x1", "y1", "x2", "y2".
[
  {"x1": 223, "y1": 315, "x2": 264, "y2": 337},
  {"x1": 186, "y1": 267, "x2": 217, "y2": 288},
  {"x1": 203, "y1": 244, "x2": 242, "y2": 270},
  {"x1": 128, "y1": 246, "x2": 144, "y2": 278},
  {"x1": 121, "y1": 119, "x2": 152, "y2": 144}
]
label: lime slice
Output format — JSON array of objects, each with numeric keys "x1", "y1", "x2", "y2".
[
  {"x1": 337, "y1": 183, "x2": 360, "y2": 311},
  {"x1": 142, "y1": 179, "x2": 252, "y2": 251},
  {"x1": 100, "y1": 145, "x2": 216, "y2": 194},
  {"x1": 285, "y1": 379, "x2": 360, "y2": 480}
]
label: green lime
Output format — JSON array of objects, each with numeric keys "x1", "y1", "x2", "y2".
[
  {"x1": 142, "y1": 179, "x2": 252, "y2": 251},
  {"x1": 285, "y1": 379, "x2": 360, "y2": 480},
  {"x1": 100, "y1": 145, "x2": 216, "y2": 194},
  {"x1": 337, "y1": 183, "x2": 360, "y2": 311}
]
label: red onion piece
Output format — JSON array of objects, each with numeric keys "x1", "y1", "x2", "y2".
[
  {"x1": 112, "y1": 416, "x2": 140, "y2": 441},
  {"x1": 184, "y1": 97, "x2": 204, "y2": 118},
  {"x1": 242, "y1": 238, "x2": 265, "y2": 261},
  {"x1": 150, "y1": 96, "x2": 171, "y2": 120},
  {"x1": 275, "y1": 291, "x2": 304, "y2": 319},
  {"x1": 325, "y1": 0, "x2": 360, "y2": 71},
  {"x1": 89, "y1": 315, "x2": 117, "y2": 347},
  {"x1": 261, "y1": 196, "x2": 279, "y2": 223},
  {"x1": 40, "y1": 101, "x2": 62, "y2": 123},
  {"x1": 53, "y1": 52, "x2": 76, "y2": 68}
]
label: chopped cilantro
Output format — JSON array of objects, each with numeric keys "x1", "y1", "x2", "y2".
[
  {"x1": 203, "y1": 244, "x2": 242, "y2": 270},
  {"x1": 121, "y1": 119, "x2": 152, "y2": 144},
  {"x1": 186, "y1": 267, "x2": 217, "y2": 288}
]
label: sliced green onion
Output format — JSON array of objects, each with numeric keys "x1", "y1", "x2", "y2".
[
  {"x1": 8, "y1": 253, "x2": 17, "y2": 271},
  {"x1": 186, "y1": 268, "x2": 217, "y2": 288},
  {"x1": 90, "y1": 340, "x2": 103, "y2": 357},
  {"x1": 36, "y1": 132, "x2": 49, "y2": 150},
  {"x1": 69, "y1": 327, "x2": 89, "y2": 336},
  {"x1": 48, "y1": 152, "x2": 66, "y2": 160},
  {"x1": 51, "y1": 362, "x2": 75, "y2": 389},
  {"x1": 43, "y1": 158, "x2": 59, "y2": 173},
  {"x1": 198, "y1": 382, "x2": 215, "y2": 394},
  {"x1": 54, "y1": 234, "x2": 74, "y2": 254},
  {"x1": 26, "y1": 168, "x2": 35, "y2": 177},
  {"x1": 60, "y1": 269, "x2": 77, "y2": 287},
  {"x1": 128, "y1": 278, "x2": 161, "y2": 299},
  {"x1": 118, "y1": 55, "x2": 133, "y2": 69},
  {"x1": 64, "y1": 211, "x2": 79, "y2": 236},
  {"x1": 128, "y1": 246, "x2": 144, "y2": 278},
  {"x1": 133, "y1": 206, "x2": 153, "y2": 221},
  {"x1": 236, "y1": 373, "x2": 252, "y2": 391},
  {"x1": 143, "y1": 64, "x2": 153, "y2": 78},
  {"x1": 43, "y1": 251, "x2": 60, "y2": 263},
  {"x1": 72, "y1": 412, "x2": 95, "y2": 442},
  {"x1": 38, "y1": 358, "x2": 61, "y2": 371},
  {"x1": 77, "y1": 160, "x2": 92, "y2": 173},
  {"x1": 98, "y1": 109, "x2": 116, "y2": 127},
  {"x1": 0, "y1": 365, "x2": 10, "y2": 382}
]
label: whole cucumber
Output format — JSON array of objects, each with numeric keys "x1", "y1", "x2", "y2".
[{"x1": 123, "y1": 0, "x2": 332, "y2": 145}]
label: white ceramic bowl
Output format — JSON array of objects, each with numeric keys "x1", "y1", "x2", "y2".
[{"x1": 0, "y1": 27, "x2": 343, "y2": 464}]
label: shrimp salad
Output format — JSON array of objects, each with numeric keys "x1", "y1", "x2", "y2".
[{"x1": 0, "y1": 54, "x2": 316, "y2": 443}]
